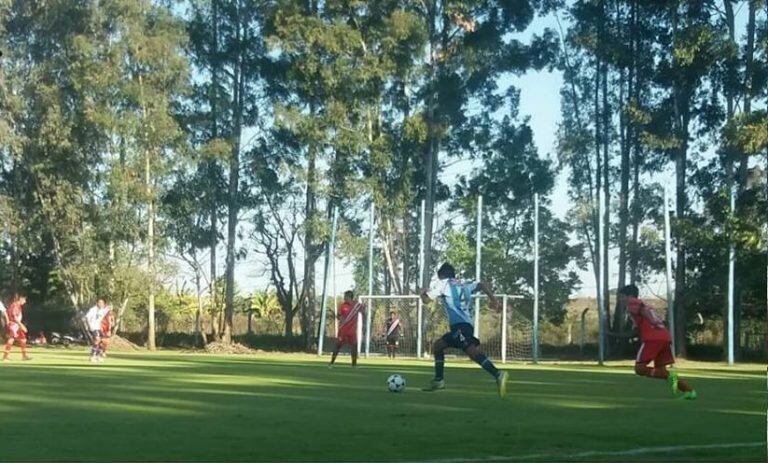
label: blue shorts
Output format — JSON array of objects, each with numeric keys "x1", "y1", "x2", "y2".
[{"x1": 441, "y1": 323, "x2": 480, "y2": 350}]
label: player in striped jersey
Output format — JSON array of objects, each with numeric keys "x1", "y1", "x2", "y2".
[
  {"x1": 420, "y1": 263, "x2": 509, "y2": 397},
  {"x1": 329, "y1": 290, "x2": 364, "y2": 368}
]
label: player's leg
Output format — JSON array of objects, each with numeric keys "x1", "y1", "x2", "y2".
[
  {"x1": 423, "y1": 338, "x2": 449, "y2": 391},
  {"x1": 99, "y1": 337, "x2": 110, "y2": 360},
  {"x1": 350, "y1": 341, "x2": 358, "y2": 367},
  {"x1": 19, "y1": 337, "x2": 30, "y2": 360},
  {"x1": 634, "y1": 341, "x2": 667, "y2": 379},
  {"x1": 329, "y1": 339, "x2": 342, "y2": 366},
  {"x1": 657, "y1": 345, "x2": 696, "y2": 399},
  {"x1": 89, "y1": 331, "x2": 102, "y2": 362},
  {"x1": 2, "y1": 337, "x2": 13, "y2": 361}
]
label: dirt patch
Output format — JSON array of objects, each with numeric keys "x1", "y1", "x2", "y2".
[
  {"x1": 204, "y1": 341, "x2": 256, "y2": 355},
  {"x1": 107, "y1": 335, "x2": 141, "y2": 351}
]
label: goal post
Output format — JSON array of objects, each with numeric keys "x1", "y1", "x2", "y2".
[{"x1": 360, "y1": 294, "x2": 532, "y2": 362}]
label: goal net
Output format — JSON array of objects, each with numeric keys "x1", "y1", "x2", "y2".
[{"x1": 360, "y1": 294, "x2": 532, "y2": 362}]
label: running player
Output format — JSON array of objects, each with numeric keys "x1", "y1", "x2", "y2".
[
  {"x1": 618, "y1": 284, "x2": 697, "y2": 399},
  {"x1": 2, "y1": 294, "x2": 31, "y2": 361},
  {"x1": 329, "y1": 290, "x2": 364, "y2": 368},
  {"x1": 384, "y1": 311, "x2": 402, "y2": 359},
  {"x1": 420, "y1": 263, "x2": 508, "y2": 396}
]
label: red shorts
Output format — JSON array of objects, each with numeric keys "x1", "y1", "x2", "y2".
[
  {"x1": 636, "y1": 340, "x2": 674, "y2": 366},
  {"x1": 6, "y1": 323, "x2": 27, "y2": 341},
  {"x1": 337, "y1": 331, "x2": 357, "y2": 346}
]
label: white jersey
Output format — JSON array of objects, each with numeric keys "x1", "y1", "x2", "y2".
[
  {"x1": 426, "y1": 278, "x2": 479, "y2": 326},
  {"x1": 0, "y1": 301, "x2": 6, "y2": 314},
  {"x1": 85, "y1": 305, "x2": 110, "y2": 331}
]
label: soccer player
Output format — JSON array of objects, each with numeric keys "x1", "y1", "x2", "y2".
[
  {"x1": 329, "y1": 290, "x2": 364, "y2": 368},
  {"x1": 2, "y1": 294, "x2": 31, "y2": 362},
  {"x1": 618, "y1": 284, "x2": 697, "y2": 400},
  {"x1": 420, "y1": 263, "x2": 509, "y2": 397},
  {"x1": 85, "y1": 298, "x2": 112, "y2": 363},
  {"x1": 384, "y1": 311, "x2": 402, "y2": 359},
  {"x1": 99, "y1": 302, "x2": 115, "y2": 359}
]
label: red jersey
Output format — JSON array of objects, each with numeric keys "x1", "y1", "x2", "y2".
[
  {"x1": 7, "y1": 301, "x2": 23, "y2": 324},
  {"x1": 100, "y1": 309, "x2": 112, "y2": 335},
  {"x1": 338, "y1": 301, "x2": 363, "y2": 335},
  {"x1": 626, "y1": 297, "x2": 671, "y2": 342}
]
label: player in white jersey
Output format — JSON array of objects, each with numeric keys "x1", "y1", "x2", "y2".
[
  {"x1": 85, "y1": 298, "x2": 111, "y2": 363},
  {"x1": 420, "y1": 263, "x2": 509, "y2": 397}
]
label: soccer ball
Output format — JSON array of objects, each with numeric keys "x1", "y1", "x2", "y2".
[{"x1": 386, "y1": 374, "x2": 406, "y2": 393}]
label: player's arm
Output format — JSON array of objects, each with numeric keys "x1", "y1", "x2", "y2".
[
  {"x1": 638, "y1": 303, "x2": 666, "y2": 329},
  {"x1": 475, "y1": 282, "x2": 501, "y2": 311}
]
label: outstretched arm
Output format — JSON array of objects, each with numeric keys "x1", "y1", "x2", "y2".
[{"x1": 476, "y1": 282, "x2": 501, "y2": 311}]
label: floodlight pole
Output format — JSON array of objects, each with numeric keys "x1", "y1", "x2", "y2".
[
  {"x1": 417, "y1": 199, "x2": 425, "y2": 358},
  {"x1": 501, "y1": 295, "x2": 508, "y2": 364},
  {"x1": 365, "y1": 203, "x2": 375, "y2": 358},
  {"x1": 663, "y1": 186, "x2": 675, "y2": 353},
  {"x1": 533, "y1": 193, "x2": 540, "y2": 364},
  {"x1": 317, "y1": 206, "x2": 339, "y2": 356},
  {"x1": 727, "y1": 186, "x2": 736, "y2": 365},
  {"x1": 597, "y1": 189, "x2": 605, "y2": 365},
  {"x1": 474, "y1": 195, "x2": 483, "y2": 338}
]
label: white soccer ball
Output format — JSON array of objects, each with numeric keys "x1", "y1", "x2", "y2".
[{"x1": 386, "y1": 374, "x2": 406, "y2": 393}]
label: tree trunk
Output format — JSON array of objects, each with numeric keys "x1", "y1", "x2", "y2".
[
  {"x1": 224, "y1": 5, "x2": 245, "y2": 344},
  {"x1": 421, "y1": 0, "x2": 440, "y2": 289},
  {"x1": 208, "y1": 0, "x2": 220, "y2": 344}
]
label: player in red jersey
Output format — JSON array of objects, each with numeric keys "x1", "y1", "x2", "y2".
[
  {"x1": 329, "y1": 290, "x2": 364, "y2": 368},
  {"x1": 99, "y1": 302, "x2": 115, "y2": 359},
  {"x1": 618, "y1": 284, "x2": 696, "y2": 399},
  {"x1": 2, "y1": 294, "x2": 31, "y2": 362}
]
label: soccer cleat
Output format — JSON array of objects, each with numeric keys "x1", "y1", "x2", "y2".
[
  {"x1": 422, "y1": 379, "x2": 445, "y2": 392},
  {"x1": 497, "y1": 371, "x2": 509, "y2": 397},
  {"x1": 22, "y1": 356, "x2": 32, "y2": 361},
  {"x1": 90, "y1": 356, "x2": 98, "y2": 363},
  {"x1": 668, "y1": 370, "x2": 679, "y2": 396},
  {"x1": 681, "y1": 390, "x2": 697, "y2": 400}
]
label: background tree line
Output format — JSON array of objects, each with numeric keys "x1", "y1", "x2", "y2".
[{"x1": 0, "y1": 0, "x2": 765, "y2": 359}]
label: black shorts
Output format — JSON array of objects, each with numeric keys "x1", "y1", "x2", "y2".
[
  {"x1": 441, "y1": 323, "x2": 480, "y2": 350},
  {"x1": 386, "y1": 335, "x2": 399, "y2": 346}
]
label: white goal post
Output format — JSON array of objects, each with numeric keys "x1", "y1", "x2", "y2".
[{"x1": 356, "y1": 294, "x2": 532, "y2": 362}]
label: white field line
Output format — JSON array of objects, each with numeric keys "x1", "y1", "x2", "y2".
[{"x1": 396, "y1": 441, "x2": 764, "y2": 463}]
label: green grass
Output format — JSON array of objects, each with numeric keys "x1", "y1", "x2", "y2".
[{"x1": 0, "y1": 348, "x2": 764, "y2": 462}]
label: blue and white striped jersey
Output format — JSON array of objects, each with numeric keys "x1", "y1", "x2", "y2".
[{"x1": 426, "y1": 278, "x2": 479, "y2": 326}]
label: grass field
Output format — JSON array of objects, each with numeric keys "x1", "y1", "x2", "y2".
[{"x1": 0, "y1": 349, "x2": 764, "y2": 462}]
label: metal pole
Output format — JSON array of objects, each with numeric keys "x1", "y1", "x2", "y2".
[
  {"x1": 417, "y1": 298, "x2": 423, "y2": 359},
  {"x1": 663, "y1": 186, "x2": 675, "y2": 353},
  {"x1": 501, "y1": 295, "x2": 508, "y2": 363},
  {"x1": 317, "y1": 207, "x2": 339, "y2": 356},
  {"x1": 597, "y1": 189, "x2": 605, "y2": 365},
  {"x1": 419, "y1": 199, "x2": 426, "y2": 289},
  {"x1": 727, "y1": 187, "x2": 736, "y2": 365},
  {"x1": 333, "y1": 238, "x2": 338, "y2": 337},
  {"x1": 366, "y1": 203, "x2": 375, "y2": 358},
  {"x1": 533, "y1": 193, "x2": 540, "y2": 364},
  {"x1": 474, "y1": 195, "x2": 483, "y2": 337},
  {"x1": 418, "y1": 199, "x2": 426, "y2": 358}
]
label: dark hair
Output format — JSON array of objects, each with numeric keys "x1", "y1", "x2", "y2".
[
  {"x1": 618, "y1": 284, "x2": 639, "y2": 298},
  {"x1": 97, "y1": 296, "x2": 107, "y2": 303},
  {"x1": 389, "y1": 311, "x2": 396, "y2": 315},
  {"x1": 437, "y1": 263, "x2": 456, "y2": 279},
  {"x1": 343, "y1": 290, "x2": 355, "y2": 300}
]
